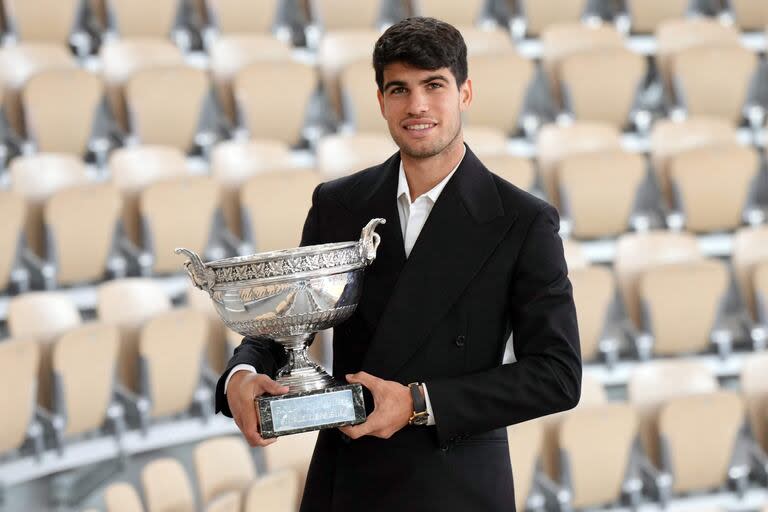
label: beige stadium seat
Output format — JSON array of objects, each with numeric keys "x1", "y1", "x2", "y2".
[
  {"x1": 638, "y1": 259, "x2": 729, "y2": 356},
  {"x1": 732, "y1": 226, "x2": 768, "y2": 323},
  {"x1": 557, "y1": 150, "x2": 645, "y2": 239},
  {"x1": 729, "y1": 0, "x2": 768, "y2": 31},
  {"x1": 672, "y1": 44, "x2": 758, "y2": 125},
  {"x1": 339, "y1": 59, "x2": 386, "y2": 133},
  {"x1": 0, "y1": 42, "x2": 77, "y2": 138},
  {"x1": 559, "y1": 48, "x2": 647, "y2": 129},
  {"x1": 649, "y1": 117, "x2": 737, "y2": 205},
  {"x1": 506, "y1": 418, "x2": 543, "y2": 512},
  {"x1": 536, "y1": 121, "x2": 622, "y2": 204},
  {"x1": 141, "y1": 458, "x2": 195, "y2": 512},
  {"x1": 264, "y1": 430, "x2": 318, "y2": 503},
  {"x1": 741, "y1": 352, "x2": 768, "y2": 457},
  {"x1": 243, "y1": 470, "x2": 299, "y2": 512},
  {"x1": 106, "y1": 0, "x2": 181, "y2": 38},
  {"x1": 51, "y1": 323, "x2": 120, "y2": 446},
  {"x1": 211, "y1": 139, "x2": 294, "y2": 238},
  {"x1": 316, "y1": 133, "x2": 397, "y2": 177},
  {"x1": 569, "y1": 263, "x2": 615, "y2": 363},
  {"x1": 414, "y1": 0, "x2": 485, "y2": 26},
  {"x1": 44, "y1": 183, "x2": 123, "y2": 287},
  {"x1": 104, "y1": 482, "x2": 144, "y2": 512},
  {"x1": 234, "y1": 60, "x2": 316, "y2": 145},
  {"x1": 614, "y1": 230, "x2": 701, "y2": 330},
  {"x1": 483, "y1": 154, "x2": 535, "y2": 192},
  {"x1": 562, "y1": 239, "x2": 588, "y2": 270},
  {"x1": 206, "y1": 492, "x2": 241, "y2": 512},
  {"x1": 558, "y1": 403, "x2": 639, "y2": 509},
  {"x1": 125, "y1": 65, "x2": 210, "y2": 152},
  {"x1": 318, "y1": 30, "x2": 379, "y2": 118},
  {"x1": 109, "y1": 144, "x2": 189, "y2": 245},
  {"x1": 205, "y1": 0, "x2": 280, "y2": 35},
  {"x1": 240, "y1": 170, "x2": 321, "y2": 252},
  {"x1": 514, "y1": 0, "x2": 589, "y2": 37},
  {"x1": 0, "y1": 191, "x2": 27, "y2": 292},
  {"x1": 140, "y1": 175, "x2": 221, "y2": 274},
  {"x1": 462, "y1": 126, "x2": 509, "y2": 157},
  {"x1": 659, "y1": 390, "x2": 745, "y2": 494},
  {"x1": 195, "y1": 436, "x2": 258, "y2": 506},
  {"x1": 623, "y1": 0, "x2": 690, "y2": 34},
  {"x1": 309, "y1": 0, "x2": 381, "y2": 30},
  {"x1": 0, "y1": 339, "x2": 41, "y2": 457},
  {"x1": 187, "y1": 283, "x2": 230, "y2": 374},
  {"x1": 22, "y1": 68, "x2": 104, "y2": 156},
  {"x1": 209, "y1": 34, "x2": 293, "y2": 123},
  {"x1": 139, "y1": 309, "x2": 208, "y2": 419},
  {"x1": 97, "y1": 278, "x2": 172, "y2": 391},
  {"x1": 627, "y1": 360, "x2": 718, "y2": 467},
  {"x1": 464, "y1": 52, "x2": 534, "y2": 136},
  {"x1": 8, "y1": 292, "x2": 81, "y2": 408},
  {"x1": 4, "y1": 0, "x2": 81, "y2": 45},
  {"x1": 462, "y1": 27, "x2": 516, "y2": 56},
  {"x1": 668, "y1": 144, "x2": 758, "y2": 232}
]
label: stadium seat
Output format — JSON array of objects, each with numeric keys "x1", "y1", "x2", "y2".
[
  {"x1": 562, "y1": 239, "x2": 588, "y2": 269},
  {"x1": 482, "y1": 154, "x2": 535, "y2": 192},
  {"x1": 233, "y1": 60, "x2": 316, "y2": 145},
  {"x1": 464, "y1": 52, "x2": 534, "y2": 136},
  {"x1": 667, "y1": 144, "x2": 758, "y2": 232},
  {"x1": 727, "y1": 0, "x2": 768, "y2": 31},
  {"x1": 50, "y1": 323, "x2": 122, "y2": 450},
  {"x1": 0, "y1": 338, "x2": 41, "y2": 458},
  {"x1": 338, "y1": 59, "x2": 387, "y2": 133},
  {"x1": 741, "y1": 353, "x2": 768, "y2": 464},
  {"x1": 44, "y1": 183, "x2": 124, "y2": 287},
  {"x1": 264, "y1": 429, "x2": 317, "y2": 503},
  {"x1": 309, "y1": 0, "x2": 382, "y2": 31},
  {"x1": 203, "y1": 0, "x2": 281, "y2": 36},
  {"x1": 3, "y1": 0, "x2": 92, "y2": 55},
  {"x1": 109, "y1": 144, "x2": 189, "y2": 245},
  {"x1": 104, "y1": 481, "x2": 144, "y2": 512},
  {"x1": 461, "y1": 27, "x2": 516, "y2": 55},
  {"x1": 0, "y1": 190, "x2": 28, "y2": 293},
  {"x1": 506, "y1": 418, "x2": 544, "y2": 512},
  {"x1": 187, "y1": 283, "x2": 230, "y2": 374},
  {"x1": 125, "y1": 65, "x2": 212, "y2": 152},
  {"x1": 21, "y1": 68, "x2": 104, "y2": 158},
  {"x1": 194, "y1": 436, "x2": 257, "y2": 506},
  {"x1": 461, "y1": 126, "x2": 509, "y2": 156},
  {"x1": 141, "y1": 457, "x2": 196, "y2": 512},
  {"x1": 316, "y1": 133, "x2": 396, "y2": 177},
  {"x1": 7, "y1": 292, "x2": 81, "y2": 408},
  {"x1": 621, "y1": 0, "x2": 690, "y2": 34},
  {"x1": 206, "y1": 492, "x2": 242, "y2": 512},
  {"x1": 240, "y1": 169, "x2": 321, "y2": 252},
  {"x1": 558, "y1": 47, "x2": 647, "y2": 129},
  {"x1": 97, "y1": 278, "x2": 172, "y2": 392},
  {"x1": 243, "y1": 470, "x2": 299, "y2": 512},
  {"x1": 512, "y1": 0, "x2": 589, "y2": 38},
  {"x1": 413, "y1": 0, "x2": 486, "y2": 26},
  {"x1": 569, "y1": 262, "x2": 617, "y2": 363},
  {"x1": 556, "y1": 149, "x2": 646, "y2": 238},
  {"x1": 732, "y1": 226, "x2": 768, "y2": 329},
  {"x1": 103, "y1": 0, "x2": 183, "y2": 39}
]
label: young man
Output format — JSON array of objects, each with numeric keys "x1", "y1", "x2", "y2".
[{"x1": 217, "y1": 17, "x2": 581, "y2": 512}]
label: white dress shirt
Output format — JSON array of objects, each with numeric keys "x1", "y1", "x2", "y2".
[{"x1": 225, "y1": 147, "x2": 467, "y2": 428}]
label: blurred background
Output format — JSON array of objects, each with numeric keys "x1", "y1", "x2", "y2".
[{"x1": 0, "y1": 0, "x2": 767, "y2": 511}]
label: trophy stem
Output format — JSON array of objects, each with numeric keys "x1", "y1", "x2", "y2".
[{"x1": 275, "y1": 334, "x2": 336, "y2": 393}]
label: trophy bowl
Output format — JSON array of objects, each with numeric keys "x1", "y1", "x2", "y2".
[{"x1": 175, "y1": 218, "x2": 385, "y2": 437}]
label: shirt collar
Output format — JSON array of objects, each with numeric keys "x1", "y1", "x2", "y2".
[{"x1": 397, "y1": 145, "x2": 466, "y2": 205}]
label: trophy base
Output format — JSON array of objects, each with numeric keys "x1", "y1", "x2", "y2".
[{"x1": 256, "y1": 383, "x2": 366, "y2": 438}]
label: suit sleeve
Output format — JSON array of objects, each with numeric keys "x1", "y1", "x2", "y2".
[
  {"x1": 425, "y1": 205, "x2": 582, "y2": 445},
  {"x1": 214, "y1": 183, "x2": 325, "y2": 416}
]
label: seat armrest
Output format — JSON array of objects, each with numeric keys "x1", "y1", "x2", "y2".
[{"x1": 115, "y1": 384, "x2": 151, "y2": 435}]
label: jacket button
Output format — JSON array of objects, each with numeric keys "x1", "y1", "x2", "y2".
[
  {"x1": 440, "y1": 444, "x2": 449, "y2": 452},
  {"x1": 455, "y1": 335, "x2": 466, "y2": 348}
]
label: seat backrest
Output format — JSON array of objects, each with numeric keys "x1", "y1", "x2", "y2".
[
  {"x1": 659, "y1": 390, "x2": 744, "y2": 493},
  {"x1": 569, "y1": 265, "x2": 614, "y2": 361},
  {"x1": 462, "y1": 27, "x2": 516, "y2": 56},
  {"x1": 562, "y1": 239, "x2": 587, "y2": 270},
  {"x1": 339, "y1": 58, "x2": 387, "y2": 133},
  {"x1": 140, "y1": 309, "x2": 207, "y2": 418},
  {"x1": 541, "y1": 22, "x2": 624, "y2": 85},
  {"x1": 207, "y1": 0, "x2": 279, "y2": 34},
  {"x1": 206, "y1": 491, "x2": 241, "y2": 512},
  {"x1": 559, "y1": 403, "x2": 638, "y2": 508},
  {"x1": 243, "y1": 470, "x2": 298, "y2": 512},
  {"x1": 240, "y1": 170, "x2": 321, "y2": 252},
  {"x1": 194, "y1": 436, "x2": 257, "y2": 505},
  {"x1": 53, "y1": 323, "x2": 119, "y2": 437},
  {"x1": 559, "y1": 47, "x2": 646, "y2": 129},
  {"x1": 310, "y1": 0, "x2": 381, "y2": 30},
  {"x1": 669, "y1": 144, "x2": 757, "y2": 233},
  {"x1": 614, "y1": 230, "x2": 700, "y2": 328},
  {"x1": 625, "y1": 0, "x2": 690, "y2": 34},
  {"x1": 8, "y1": 292, "x2": 81, "y2": 342},
  {"x1": 187, "y1": 283, "x2": 230, "y2": 373},
  {"x1": 234, "y1": 60, "x2": 316, "y2": 145},
  {"x1": 518, "y1": 0, "x2": 588, "y2": 36},
  {"x1": 140, "y1": 175, "x2": 221, "y2": 274},
  {"x1": 741, "y1": 352, "x2": 768, "y2": 454},
  {"x1": 316, "y1": 133, "x2": 397, "y2": 177},
  {"x1": 732, "y1": 226, "x2": 768, "y2": 320},
  {"x1": 0, "y1": 338, "x2": 39, "y2": 455},
  {"x1": 45, "y1": 183, "x2": 122, "y2": 286},
  {"x1": 318, "y1": 30, "x2": 379, "y2": 117},
  {"x1": 639, "y1": 259, "x2": 728, "y2": 356},
  {"x1": 558, "y1": 149, "x2": 645, "y2": 238},
  {"x1": 5, "y1": 0, "x2": 80, "y2": 44},
  {"x1": 108, "y1": 0, "x2": 180, "y2": 38},
  {"x1": 503, "y1": 418, "x2": 542, "y2": 511},
  {"x1": 730, "y1": 0, "x2": 768, "y2": 30},
  {"x1": 483, "y1": 154, "x2": 535, "y2": 192},
  {"x1": 264, "y1": 430, "x2": 318, "y2": 503},
  {"x1": 415, "y1": 0, "x2": 485, "y2": 26},
  {"x1": 22, "y1": 68, "x2": 104, "y2": 155},
  {"x1": 104, "y1": 482, "x2": 145, "y2": 512},
  {"x1": 126, "y1": 65, "x2": 209, "y2": 151},
  {"x1": 461, "y1": 126, "x2": 508, "y2": 157},
  {"x1": 0, "y1": 190, "x2": 25, "y2": 290},
  {"x1": 100, "y1": 38, "x2": 185, "y2": 85},
  {"x1": 672, "y1": 44, "x2": 757, "y2": 124},
  {"x1": 141, "y1": 458, "x2": 195, "y2": 512},
  {"x1": 536, "y1": 121, "x2": 622, "y2": 204}
]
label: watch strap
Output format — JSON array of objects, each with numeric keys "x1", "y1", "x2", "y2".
[{"x1": 408, "y1": 382, "x2": 428, "y2": 425}]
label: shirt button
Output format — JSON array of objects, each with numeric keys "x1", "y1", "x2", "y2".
[{"x1": 455, "y1": 335, "x2": 466, "y2": 348}]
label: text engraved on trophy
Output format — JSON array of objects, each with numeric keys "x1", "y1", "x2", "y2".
[{"x1": 270, "y1": 390, "x2": 356, "y2": 432}]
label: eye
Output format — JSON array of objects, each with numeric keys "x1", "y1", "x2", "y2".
[
  {"x1": 427, "y1": 82, "x2": 442, "y2": 90},
  {"x1": 390, "y1": 87, "x2": 406, "y2": 95}
]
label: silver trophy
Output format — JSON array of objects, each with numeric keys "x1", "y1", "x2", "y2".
[{"x1": 175, "y1": 218, "x2": 385, "y2": 437}]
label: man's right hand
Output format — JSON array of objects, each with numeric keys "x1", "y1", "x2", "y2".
[{"x1": 227, "y1": 371, "x2": 289, "y2": 447}]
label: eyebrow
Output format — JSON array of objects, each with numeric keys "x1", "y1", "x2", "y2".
[{"x1": 383, "y1": 74, "x2": 450, "y2": 92}]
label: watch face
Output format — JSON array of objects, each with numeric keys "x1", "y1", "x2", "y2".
[{"x1": 410, "y1": 412, "x2": 429, "y2": 426}]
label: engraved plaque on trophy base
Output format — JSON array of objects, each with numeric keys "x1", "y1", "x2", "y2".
[{"x1": 257, "y1": 383, "x2": 366, "y2": 438}]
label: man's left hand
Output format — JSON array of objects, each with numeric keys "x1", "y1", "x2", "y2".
[{"x1": 338, "y1": 371, "x2": 412, "y2": 440}]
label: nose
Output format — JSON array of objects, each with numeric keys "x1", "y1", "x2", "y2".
[{"x1": 406, "y1": 88, "x2": 428, "y2": 116}]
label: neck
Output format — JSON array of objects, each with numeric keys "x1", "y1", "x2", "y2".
[{"x1": 401, "y1": 135, "x2": 465, "y2": 202}]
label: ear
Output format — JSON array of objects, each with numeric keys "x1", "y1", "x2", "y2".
[
  {"x1": 377, "y1": 88, "x2": 385, "y2": 117},
  {"x1": 459, "y1": 78, "x2": 472, "y2": 112}
]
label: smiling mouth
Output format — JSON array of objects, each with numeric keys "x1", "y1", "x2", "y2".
[{"x1": 405, "y1": 123, "x2": 436, "y2": 131}]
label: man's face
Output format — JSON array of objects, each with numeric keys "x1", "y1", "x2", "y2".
[{"x1": 377, "y1": 62, "x2": 472, "y2": 159}]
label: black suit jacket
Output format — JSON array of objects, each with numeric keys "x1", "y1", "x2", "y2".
[{"x1": 215, "y1": 145, "x2": 582, "y2": 512}]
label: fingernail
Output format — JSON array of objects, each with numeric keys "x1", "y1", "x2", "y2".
[{"x1": 345, "y1": 374, "x2": 352, "y2": 379}]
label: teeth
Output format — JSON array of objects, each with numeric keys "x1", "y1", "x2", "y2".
[{"x1": 406, "y1": 124, "x2": 434, "y2": 130}]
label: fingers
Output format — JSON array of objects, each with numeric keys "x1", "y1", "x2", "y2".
[
  {"x1": 230, "y1": 373, "x2": 289, "y2": 447},
  {"x1": 345, "y1": 371, "x2": 379, "y2": 391},
  {"x1": 339, "y1": 410, "x2": 384, "y2": 440},
  {"x1": 257, "y1": 374, "x2": 290, "y2": 396}
]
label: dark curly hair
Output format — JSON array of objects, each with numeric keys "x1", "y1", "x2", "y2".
[{"x1": 373, "y1": 17, "x2": 468, "y2": 92}]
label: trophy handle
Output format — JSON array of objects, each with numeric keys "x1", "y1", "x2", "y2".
[
  {"x1": 359, "y1": 218, "x2": 386, "y2": 265},
  {"x1": 174, "y1": 247, "x2": 217, "y2": 295}
]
